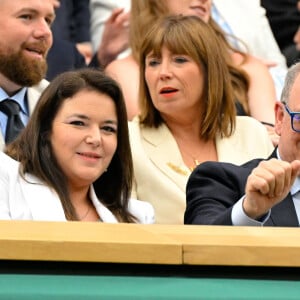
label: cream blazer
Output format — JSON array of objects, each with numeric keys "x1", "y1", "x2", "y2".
[
  {"x1": 0, "y1": 152, "x2": 154, "y2": 224},
  {"x1": 0, "y1": 79, "x2": 49, "y2": 151},
  {"x1": 128, "y1": 116, "x2": 274, "y2": 224}
]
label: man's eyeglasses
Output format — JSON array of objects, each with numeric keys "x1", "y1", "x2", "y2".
[{"x1": 283, "y1": 102, "x2": 300, "y2": 132}]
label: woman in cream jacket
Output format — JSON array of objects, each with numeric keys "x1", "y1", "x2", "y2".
[{"x1": 128, "y1": 16, "x2": 273, "y2": 224}]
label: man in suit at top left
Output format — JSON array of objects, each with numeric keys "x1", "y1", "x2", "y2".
[{"x1": 0, "y1": 0, "x2": 55, "y2": 150}]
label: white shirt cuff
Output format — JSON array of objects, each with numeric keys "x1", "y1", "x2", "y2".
[{"x1": 231, "y1": 196, "x2": 271, "y2": 226}]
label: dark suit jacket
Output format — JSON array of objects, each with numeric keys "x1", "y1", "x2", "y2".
[
  {"x1": 46, "y1": 0, "x2": 101, "y2": 80},
  {"x1": 261, "y1": 0, "x2": 299, "y2": 50},
  {"x1": 261, "y1": 0, "x2": 300, "y2": 66},
  {"x1": 46, "y1": 39, "x2": 101, "y2": 81},
  {"x1": 46, "y1": 37, "x2": 86, "y2": 80},
  {"x1": 185, "y1": 149, "x2": 299, "y2": 227},
  {"x1": 51, "y1": 0, "x2": 90, "y2": 44}
]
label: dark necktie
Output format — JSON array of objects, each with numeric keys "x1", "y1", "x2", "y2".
[{"x1": 0, "y1": 99, "x2": 25, "y2": 143}]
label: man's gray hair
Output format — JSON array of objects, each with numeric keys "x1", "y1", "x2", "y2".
[{"x1": 281, "y1": 62, "x2": 300, "y2": 104}]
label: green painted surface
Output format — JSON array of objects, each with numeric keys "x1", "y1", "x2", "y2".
[{"x1": 0, "y1": 274, "x2": 300, "y2": 299}]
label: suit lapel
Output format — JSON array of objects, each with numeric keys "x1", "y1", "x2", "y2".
[
  {"x1": 267, "y1": 194, "x2": 299, "y2": 227},
  {"x1": 26, "y1": 80, "x2": 49, "y2": 114},
  {"x1": 247, "y1": 149, "x2": 299, "y2": 226},
  {"x1": 215, "y1": 129, "x2": 268, "y2": 165},
  {"x1": 89, "y1": 186, "x2": 118, "y2": 223},
  {"x1": 216, "y1": 131, "x2": 254, "y2": 164},
  {"x1": 21, "y1": 173, "x2": 66, "y2": 221},
  {"x1": 263, "y1": 149, "x2": 298, "y2": 226},
  {"x1": 20, "y1": 174, "x2": 118, "y2": 222},
  {"x1": 141, "y1": 123, "x2": 190, "y2": 192}
]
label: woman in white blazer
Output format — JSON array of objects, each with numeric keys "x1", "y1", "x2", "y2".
[{"x1": 1, "y1": 69, "x2": 154, "y2": 224}]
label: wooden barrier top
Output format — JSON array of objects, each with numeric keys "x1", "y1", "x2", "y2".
[
  {"x1": 0, "y1": 221, "x2": 182, "y2": 265},
  {"x1": 145, "y1": 225, "x2": 300, "y2": 267},
  {"x1": 1, "y1": 220, "x2": 300, "y2": 267}
]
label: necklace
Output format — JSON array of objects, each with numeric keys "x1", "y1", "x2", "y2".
[
  {"x1": 78, "y1": 205, "x2": 91, "y2": 221},
  {"x1": 189, "y1": 158, "x2": 200, "y2": 172},
  {"x1": 180, "y1": 148, "x2": 201, "y2": 171}
]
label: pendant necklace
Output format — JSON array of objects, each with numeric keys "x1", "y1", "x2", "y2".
[
  {"x1": 78, "y1": 205, "x2": 91, "y2": 221},
  {"x1": 180, "y1": 148, "x2": 201, "y2": 171},
  {"x1": 189, "y1": 158, "x2": 200, "y2": 171}
]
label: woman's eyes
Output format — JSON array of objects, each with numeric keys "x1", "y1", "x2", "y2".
[
  {"x1": 70, "y1": 120, "x2": 85, "y2": 126},
  {"x1": 174, "y1": 56, "x2": 189, "y2": 63},
  {"x1": 69, "y1": 121, "x2": 117, "y2": 134},
  {"x1": 148, "y1": 59, "x2": 160, "y2": 67},
  {"x1": 147, "y1": 56, "x2": 189, "y2": 66},
  {"x1": 101, "y1": 126, "x2": 117, "y2": 134}
]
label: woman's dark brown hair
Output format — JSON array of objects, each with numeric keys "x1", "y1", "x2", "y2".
[{"x1": 5, "y1": 69, "x2": 135, "y2": 222}]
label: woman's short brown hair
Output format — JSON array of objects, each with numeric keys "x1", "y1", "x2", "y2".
[{"x1": 139, "y1": 15, "x2": 236, "y2": 141}]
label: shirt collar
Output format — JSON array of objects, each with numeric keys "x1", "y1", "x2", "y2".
[{"x1": 0, "y1": 87, "x2": 28, "y2": 114}]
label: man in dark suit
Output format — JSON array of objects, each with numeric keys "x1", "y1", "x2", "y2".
[{"x1": 185, "y1": 62, "x2": 300, "y2": 227}]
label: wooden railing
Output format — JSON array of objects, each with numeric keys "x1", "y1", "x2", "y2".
[{"x1": 0, "y1": 220, "x2": 300, "y2": 267}]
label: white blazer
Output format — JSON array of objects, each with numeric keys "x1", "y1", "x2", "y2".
[{"x1": 0, "y1": 152, "x2": 154, "y2": 224}]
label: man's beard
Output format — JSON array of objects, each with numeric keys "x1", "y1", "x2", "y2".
[{"x1": 0, "y1": 45, "x2": 48, "y2": 87}]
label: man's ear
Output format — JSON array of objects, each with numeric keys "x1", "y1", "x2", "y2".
[{"x1": 274, "y1": 101, "x2": 284, "y2": 136}]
